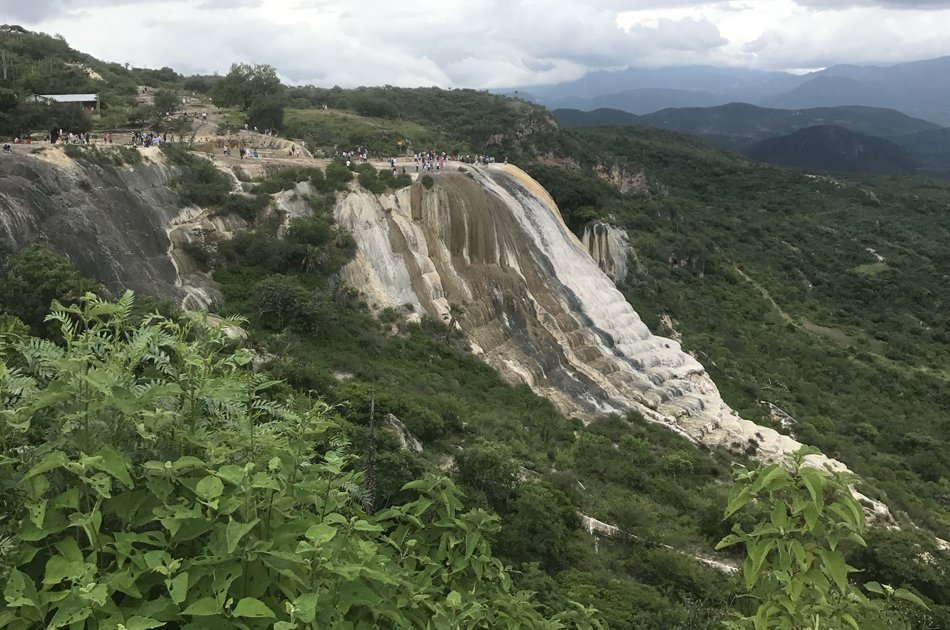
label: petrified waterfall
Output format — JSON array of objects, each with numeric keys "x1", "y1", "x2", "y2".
[{"x1": 337, "y1": 163, "x2": 833, "y2": 467}]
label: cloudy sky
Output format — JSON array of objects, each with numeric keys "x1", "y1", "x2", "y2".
[{"x1": 2, "y1": 0, "x2": 950, "y2": 88}]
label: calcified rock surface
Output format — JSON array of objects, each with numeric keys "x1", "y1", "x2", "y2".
[
  {"x1": 0, "y1": 148, "x2": 183, "y2": 298},
  {"x1": 338, "y1": 163, "x2": 838, "y2": 468},
  {"x1": 582, "y1": 220, "x2": 630, "y2": 284},
  {"x1": 0, "y1": 147, "x2": 228, "y2": 308}
]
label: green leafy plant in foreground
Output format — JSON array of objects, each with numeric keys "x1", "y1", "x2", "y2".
[
  {"x1": 0, "y1": 292, "x2": 602, "y2": 629},
  {"x1": 717, "y1": 448, "x2": 929, "y2": 629}
]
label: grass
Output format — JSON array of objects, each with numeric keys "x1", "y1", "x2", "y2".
[
  {"x1": 852, "y1": 262, "x2": 890, "y2": 275},
  {"x1": 283, "y1": 108, "x2": 459, "y2": 157}
]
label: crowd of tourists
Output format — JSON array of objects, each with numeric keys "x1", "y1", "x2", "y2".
[
  {"x1": 132, "y1": 131, "x2": 166, "y2": 147},
  {"x1": 50, "y1": 130, "x2": 91, "y2": 144}
]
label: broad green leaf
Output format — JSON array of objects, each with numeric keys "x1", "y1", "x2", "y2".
[
  {"x1": 23, "y1": 451, "x2": 69, "y2": 480},
  {"x1": 293, "y1": 593, "x2": 319, "y2": 623},
  {"x1": 893, "y1": 588, "x2": 929, "y2": 609},
  {"x1": 226, "y1": 518, "x2": 259, "y2": 555},
  {"x1": 124, "y1": 617, "x2": 166, "y2": 630},
  {"x1": 305, "y1": 523, "x2": 337, "y2": 545},
  {"x1": 751, "y1": 465, "x2": 788, "y2": 493},
  {"x1": 863, "y1": 581, "x2": 885, "y2": 595},
  {"x1": 43, "y1": 555, "x2": 86, "y2": 585},
  {"x1": 195, "y1": 475, "x2": 224, "y2": 500},
  {"x1": 169, "y1": 571, "x2": 189, "y2": 604},
  {"x1": 819, "y1": 549, "x2": 848, "y2": 592},
  {"x1": 724, "y1": 486, "x2": 753, "y2": 518},
  {"x1": 799, "y1": 467, "x2": 825, "y2": 512},
  {"x1": 770, "y1": 501, "x2": 789, "y2": 531},
  {"x1": 183, "y1": 597, "x2": 221, "y2": 616},
  {"x1": 3, "y1": 570, "x2": 40, "y2": 609},
  {"x1": 215, "y1": 464, "x2": 246, "y2": 486},
  {"x1": 232, "y1": 597, "x2": 276, "y2": 619},
  {"x1": 91, "y1": 445, "x2": 134, "y2": 488},
  {"x1": 447, "y1": 590, "x2": 462, "y2": 609}
]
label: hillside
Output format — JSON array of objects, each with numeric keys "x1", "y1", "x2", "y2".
[
  {"x1": 547, "y1": 87, "x2": 722, "y2": 115},
  {"x1": 743, "y1": 124, "x2": 921, "y2": 175},
  {"x1": 553, "y1": 107, "x2": 641, "y2": 128},
  {"x1": 554, "y1": 103, "x2": 950, "y2": 178},
  {"x1": 637, "y1": 103, "x2": 940, "y2": 150},
  {"x1": 3, "y1": 33, "x2": 950, "y2": 628}
]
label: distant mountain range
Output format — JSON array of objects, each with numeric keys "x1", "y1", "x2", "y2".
[
  {"x1": 507, "y1": 56, "x2": 950, "y2": 126},
  {"x1": 552, "y1": 103, "x2": 950, "y2": 178}
]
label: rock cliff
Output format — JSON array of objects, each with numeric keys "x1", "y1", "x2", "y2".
[
  {"x1": 0, "y1": 148, "x2": 838, "y2": 470},
  {"x1": 337, "y1": 163, "x2": 837, "y2": 468},
  {"x1": 0, "y1": 147, "x2": 248, "y2": 310},
  {"x1": 0, "y1": 148, "x2": 183, "y2": 299},
  {"x1": 581, "y1": 220, "x2": 630, "y2": 284}
]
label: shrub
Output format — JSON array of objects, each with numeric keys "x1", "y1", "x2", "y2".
[
  {"x1": 162, "y1": 144, "x2": 232, "y2": 208},
  {"x1": 322, "y1": 160, "x2": 353, "y2": 191},
  {"x1": 214, "y1": 192, "x2": 271, "y2": 221},
  {"x1": 421, "y1": 174, "x2": 434, "y2": 189},
  {"x1": 0, "y1": 294, "x2": 598, "y2": 629}
]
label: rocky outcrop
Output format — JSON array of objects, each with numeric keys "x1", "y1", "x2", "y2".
[
  {"x1": 0, "y1": 148, "x2": 184, "y2": 299},
  {"x1": 0, "y1": 147, "x2": 234, "y2": 310},
  {"x1": 581, "y1": 220, "x2": 629, "y2": 284},
  {"x1": 336, "y1": 163, "x2": 841, "y2": 470}
]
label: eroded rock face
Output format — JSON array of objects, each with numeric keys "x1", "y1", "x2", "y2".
[
  {"x1": 581, "y1": 220, "x2": 629, "y2": 284},
  {"x1": 337, "y1": 163, "x2": 840, "y2": 469},
  {"x1": 0, "y1": 149, "x2": 182, "y2": 299},
  {"x1": 0, "y1": 148, "x2": 235, "y2": 310}
]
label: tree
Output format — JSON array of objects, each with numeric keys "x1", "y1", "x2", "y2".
[
  {"x1": 0, "y1": 244, "x2": 95, "y2": 334},
  {"x1": 151, "y1": 88, "x2": 180, "y2": 117},
  {"x1": 247, "y1": 92, "x2": 284, "y2": 130},
  {"x1": 211, "y1": 63, "x2": 282, "y2": 111},
  {"x1": 717, "y1": 447, "x2": 930, "y2": 629}
]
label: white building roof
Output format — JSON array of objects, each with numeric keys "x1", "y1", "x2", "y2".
[{"x1": 33, "y1": 94, "x2": 98, "y2": 103}]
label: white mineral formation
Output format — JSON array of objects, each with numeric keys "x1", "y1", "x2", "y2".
[
  {"x1": 581, "y1": 220, "x2": 630, "y2": 284},
  {"x1": 336, "y1": 163, "x2": 841, "y2": 470}
]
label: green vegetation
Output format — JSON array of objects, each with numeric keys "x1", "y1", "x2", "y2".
[
  {"x1": 529, "y1": 124, "x2": 950, "y2": 547},
  {"x1": 718, "y1": 447, "x2": 928, "y2": 629},
  {"x1": 0, "y1": 293, "x2": 601, "y2": 628},
  {"x1": 62, "y1": 143, "x2": 142, "y2": 168},
  {"x1": 212, "y1": 64, "x2": 284, "y2": 130}
]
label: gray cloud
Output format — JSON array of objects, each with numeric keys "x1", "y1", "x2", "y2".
[
  {"x1": 795, "y1": 0, "x2": 950, "y2": 8},
  {"x1": 4, "y1": 0, "x2": 950, "y2": 87}
]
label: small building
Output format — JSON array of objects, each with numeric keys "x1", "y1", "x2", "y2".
[{"x1": 28, "y1": 93, "x2": 100, "y2": 112}]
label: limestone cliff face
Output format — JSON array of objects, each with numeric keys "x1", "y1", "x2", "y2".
[
  {"x1": 337, "y1": 163, "x2": 835, "y2": 467},
  {"x1": 0, "y1": 148, "x2": 231, "y2": 309},
  {"x1": 581, "y1": 220, "x2": 630, "y2": 284}
]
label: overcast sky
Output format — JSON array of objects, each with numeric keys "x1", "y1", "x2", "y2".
[{"x1": 2, "y1": 0, "x2": 950, "y2": 88}]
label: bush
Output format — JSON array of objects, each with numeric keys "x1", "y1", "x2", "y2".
[
  {"x1": 322, "y1": 160, "x2": 353, "y2": 192},
  {"x1": 421, "y1": 174, "x2": 434, "y2": 189},
  {"x1": 214, "y1": 193, "x2": 271, "y2": 221},
  {"x1": 162, "y1": 144, "x2": 232, "y2": 208},
  {"x1": 0, "y1": 294, "x2": 595, "y2": 629}
]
